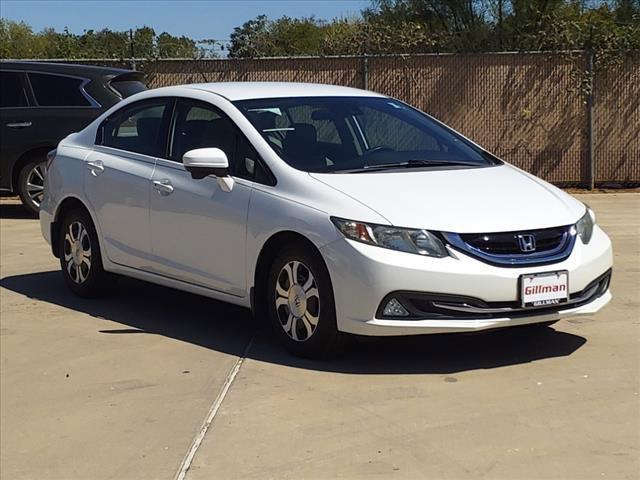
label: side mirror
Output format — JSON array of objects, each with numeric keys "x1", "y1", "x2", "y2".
[
  {"x1": 183, "y1": 148, "x2": 229, "y2": 179},
  {"x1": 183, "y1": 148, "x2": 234, "y2": 192}
]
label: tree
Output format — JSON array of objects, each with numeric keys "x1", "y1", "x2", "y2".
[
  {"x1": 157, "y1": 32, "x2": 199, "y2": 58},
  {"x1": 2, "y1": 2, "x2": 638, "y2": 60},
  {"x1": 0, "y1": 19, "x2": 209, "y2": 59},
  {"x1": 228, "y1": 15, "x2": 271, "y2": 57},
  {"x1": 228, "y1": 15, "x2": 326, "y2": 57}
]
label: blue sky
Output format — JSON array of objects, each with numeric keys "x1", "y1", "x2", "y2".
[{"x1": 1, "y1": 0, "x2": 370, "y2": 42}]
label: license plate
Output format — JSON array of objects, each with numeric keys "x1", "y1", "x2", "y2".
[{"x1": 520, "y1": 271, "x2": 569, "y2": 307}]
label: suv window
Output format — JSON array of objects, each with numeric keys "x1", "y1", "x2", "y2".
[
  {"x1": 168, "y1": 98, "x2": 270, "y2": 182},
  {"x1": 100, "y1": 99, "x2": 170, "y2": 156},
  {"x1": 0, "y1": 71, "x2": 29, "y2": 108},
  {"x1": 28, "y1": 72, "x2": 92, "y2": 107},
  {"x1": 109, "y1": 79, "x2": 147, "y2": 98}
]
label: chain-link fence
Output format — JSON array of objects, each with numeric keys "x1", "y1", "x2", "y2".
[{"x1": 47, "y1": 52, "x2": 640, "y2": 187}]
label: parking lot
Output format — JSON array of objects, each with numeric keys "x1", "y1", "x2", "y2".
[{"x1": 1, "y1": 193, "x2": 638, "y2": 480}]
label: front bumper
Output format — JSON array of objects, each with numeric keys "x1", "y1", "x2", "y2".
[{"x1": 320, "y1": 225, "x2": 613, "y2": 336}]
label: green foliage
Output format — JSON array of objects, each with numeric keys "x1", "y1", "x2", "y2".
[
  {"x1": 1, "y1": 1, "x2": 638, "y2": 62},
  {"x1": 229, "y1": 1, "x2": 638, "y2": 58},
  {"x1": 0, "y1": 20, "x2": 213, "y2": 59},
  {"x1": 228, "y1": 15, "x2": 326, "y2": 57}
]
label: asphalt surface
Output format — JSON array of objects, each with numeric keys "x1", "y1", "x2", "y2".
[{"x1": 1, "y1": 193, "x2": 638, "y2": 480}]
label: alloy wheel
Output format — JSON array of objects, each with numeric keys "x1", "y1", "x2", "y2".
[
  {"x1": 63, "y1": 221, "x2": 92, "y2": 284},
  {"x1": 25, "y1": 162, "x2": 46, "y2": 208},
  {"x1": 275, "y1": 260, "x2": 320, "y2": 342}
]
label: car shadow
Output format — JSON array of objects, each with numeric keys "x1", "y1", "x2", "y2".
[
  {"x1": 0, "y1": 202, "x2": 35, "y2": 220},
  {"x1": 0, "y1": 270, "x2": 587, "y2": 374}
]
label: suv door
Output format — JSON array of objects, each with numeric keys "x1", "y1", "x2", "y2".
[
  {"x1": 0, "y1": 70, "x2": 104, "y2": 208},
  {"x1": 0, "y1": 70, "x2": 32, "y2": 191},
  {"x1": 86, "y1": 98, "x2": 172, "y2": 269},
  {"x1": 148, "y1": 98, "x2": 256, "y2": 296}
]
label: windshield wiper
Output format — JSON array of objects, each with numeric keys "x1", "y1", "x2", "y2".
[{"x1": 337, "y1": 159, "x2": 479, "y2": 173}]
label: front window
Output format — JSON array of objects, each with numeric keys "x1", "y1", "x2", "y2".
[
  {"x1": 234, "y1": 96, "x2": 499, "y2": 173},
  {"x1": 166, "y1": 98, "x2": 274, "y2": 184}
]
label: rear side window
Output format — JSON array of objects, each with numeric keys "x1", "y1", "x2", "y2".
[
  {"x1": 100, "y1": 99, "x2": 170, "y2": 156},
  {"x1": 28, "y1": 72, "x2": 91, "y2": 107},
  {"x1": 0, "y1": 71, "x2": 29, "y2": 108},
  {"x1": 110, "y1": 79, "x2": 147, "y2": 98}
]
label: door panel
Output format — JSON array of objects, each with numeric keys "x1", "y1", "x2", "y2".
[
  {"x1": 149, "y1": 159, "x2": 252, "y2": 296},
  {"x1": 84, "y1": 147, "x2": 156, "y2": 268},
  {"x1": 85, "y1": 97, "x2": 173, "y2": 268},
  {"x1": 0, "y1": 69, "x2": 99, "y2": 190}
]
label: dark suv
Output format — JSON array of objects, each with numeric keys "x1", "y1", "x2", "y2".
[{"x1": 0, "y1": 62, "x2": 147, "y2": 214}]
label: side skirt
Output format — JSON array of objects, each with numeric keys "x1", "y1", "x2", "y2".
[{"x1": 105, "y1": 262, "x2": 252, "y2": 310}]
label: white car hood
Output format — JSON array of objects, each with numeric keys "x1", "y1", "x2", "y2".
[{"x1": 310, "y1": 164, "x2": 584, "y2": 233}]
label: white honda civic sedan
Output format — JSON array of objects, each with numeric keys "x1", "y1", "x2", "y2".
[{"x1": 40, "y1": 82, "x2": 612, "y2": 357}]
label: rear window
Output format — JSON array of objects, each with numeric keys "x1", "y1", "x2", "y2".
[
  {"x1": 100, "y1": 99, "x2": 169, "y2": 156},
  {"x1": 0, "y1": 71, "x2": 29, "y2": 108},
  {"x1": 28, "y1": 72, "x2": 92, "y2": 107},
  {"x1": 110, "y1": 79, "x2": 147, "y2": 98}
]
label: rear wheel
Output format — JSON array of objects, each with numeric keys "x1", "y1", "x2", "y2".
[
  {"x1": 58, "y1": 208, "x2": 111, "y2": 297},
  {"x1": 17, "y1": 159, "x2": 47, "y2": 216},
  {"x1": 267, "y1": 244, "x2": 346, "y2": 358}
]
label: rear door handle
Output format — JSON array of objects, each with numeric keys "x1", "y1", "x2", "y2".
[
  {"x1": 87, "y1": 160, "x2": 105, "y2": 176},
  {"x1": 153, "y1": 179, "x2": 174, "y2": 196},
  {"x1": 6, "y1": 121, "x2": 32, "y2": 129}
]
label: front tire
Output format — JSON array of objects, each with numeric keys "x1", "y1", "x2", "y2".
[
  {"x1": 267, "y1": 243, "x2": 345, "y2": 358},
  {"x1": 17, "y1": 159, "x2": 47, "y2": 216},
  {"x1": 58, "y1": 208, "x2": 110, "y2": 297}
]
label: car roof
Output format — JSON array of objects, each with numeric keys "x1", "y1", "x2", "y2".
[
  {"x1": 182, "y1": 82, "x2": 386, "y2": 101},
  {"x1": 0, "y1": 61, "x2": 141, "y2": 79}
]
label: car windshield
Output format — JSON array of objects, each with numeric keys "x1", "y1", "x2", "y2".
[{"x1": 234, "y1": 96, "x2": 498, "y2": 173}]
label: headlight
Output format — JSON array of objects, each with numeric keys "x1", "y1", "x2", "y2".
[
  {"x1": 576, "y1": 205, "x2": 596, "y2": 244},
  {"x1": 331, "y1": 217, "x2": 449, "y2": 257}
]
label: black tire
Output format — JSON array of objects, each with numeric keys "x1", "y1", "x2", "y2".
[
  {"x1": 17, "y1": 158, "x2": 47, "y2": 216},
  {"x1": 267, "y1": 243, "x2": 346, "y2": 358},
  {"x1": 58, "y1": 208, "x2": 111, "y2": 297}
]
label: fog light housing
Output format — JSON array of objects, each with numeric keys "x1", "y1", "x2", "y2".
[{"x1": 382, "y1": 298, "x2": 409, "y2": 317}]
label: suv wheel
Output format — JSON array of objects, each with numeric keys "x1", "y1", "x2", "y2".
[
  {"x1": 17, "y1": 159, "x2": 47, "y2": 215},
  {"x1": 267, "y1": 244, "x2": 346, "y2": 358},
  {"x1": 59, "y1": 208, "x2": 110, "y2": 297}
]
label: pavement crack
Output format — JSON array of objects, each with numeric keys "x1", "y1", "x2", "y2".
[{"x1": 174, "y1": 336, "x2": 254, "y2": 480}]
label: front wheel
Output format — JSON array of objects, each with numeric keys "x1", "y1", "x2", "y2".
[{"x1": 267, "y1": 244, "x2": 346, "y2": 358}]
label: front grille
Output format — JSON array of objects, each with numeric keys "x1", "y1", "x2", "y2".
[
  {"x1": 376, "y1": 269, "x2": 611, "y2": 320},
  {"x1": 460, "y1": 226, "x2": 568, "y2": 254},
  {"x1": 442, "y1": 225, "x2": 576, "y2": 267}
]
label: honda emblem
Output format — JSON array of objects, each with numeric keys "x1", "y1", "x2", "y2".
[{"x1": 517, "y1": 234, "x2": 536, "y2": 252}]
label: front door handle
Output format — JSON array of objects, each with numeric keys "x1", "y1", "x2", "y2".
[
  {"x1": 153, "y1": 179, "x2": 174, "y2": 196},
  {"x1": 87, "y1": 160, "x2": 105, "y2": 176},
  {"x1": 6, "y1": 121, "x2": 32, "y2": 129}
]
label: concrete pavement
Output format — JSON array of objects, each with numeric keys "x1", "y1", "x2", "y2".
[{"x1": 1, "y1": 194, "x2": 638, "y2": 479}]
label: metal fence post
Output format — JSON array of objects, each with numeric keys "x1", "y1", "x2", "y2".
[
  {"x1": 587, "y1": 49, "x2": 595, "y2": 190},
  {"x1": 129, "y1": 29, "x2": 136, "y2": 71},
  {"x1": 362, "y1": 55, "x2": 369, "y2": 90}
]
